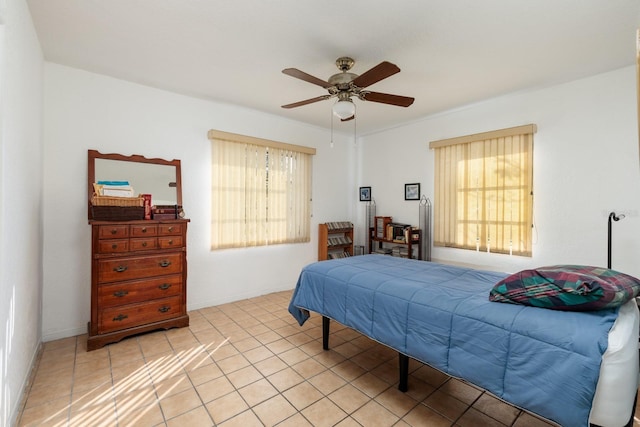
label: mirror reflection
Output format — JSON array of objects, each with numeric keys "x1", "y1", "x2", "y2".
[
  {"x1": 95, "y1": 159, "x2": 177, "y2": 205},
  {"x1": 87, "y1": 150, "x2": 182, "y2": 220}
]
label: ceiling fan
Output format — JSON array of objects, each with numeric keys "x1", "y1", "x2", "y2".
[{"x1": 281, "y1": 57, "x2": 415, "y2": 121}]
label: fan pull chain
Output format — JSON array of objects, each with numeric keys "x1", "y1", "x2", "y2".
[
  {"x1": 330, "y1": 108, "x2": 334, "y2": 148},
  {"x1": 353, "y1": 104, "x2": 357, "y2": 145}
]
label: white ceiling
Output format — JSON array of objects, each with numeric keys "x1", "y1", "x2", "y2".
[{"x1": 27, "y1": 0, "x2": 640, "y2": 135}]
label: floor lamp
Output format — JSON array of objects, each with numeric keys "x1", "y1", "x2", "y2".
[{"x1": 607, "y1": 211, "x2": 625, "y2": 269}]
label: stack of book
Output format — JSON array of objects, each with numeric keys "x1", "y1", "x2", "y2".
[
  {"x1": 327, "y1": 252, "x2": 351, "y2": 259},
  {"x1": 94, "y1": 181, "x2": 135, "y2": 197},
  {"x1": 326, "y1": 221, "x2": 352, "y2": 230},
  {"x1": 152, "y1": 205, "x2": 181, "y2": 220},
  {"x1": 386, "y1": 223, "x2": 411, "y2": 242},
  {"x1": 391, "y1": 246, "x2": 409, "y2": 258},
  {"x1": 327, "y1": 236, "x2": 353, "y2": 247}
]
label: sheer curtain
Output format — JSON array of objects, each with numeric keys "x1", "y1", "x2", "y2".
[
  {"x1": 430, "y1": 125, "x2": 535, "y2": 256},
  {"x1": 210, "y1": 131, "x2": 313, "y2": 249}
]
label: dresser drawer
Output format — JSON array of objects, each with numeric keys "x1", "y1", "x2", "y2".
[
  {"x1": 98, "y1": 253, "x2": 182, "y2": 283},
  {"x1": 98, "y1": 275, "x2": 183, "y2": 308},
  {"x1": 130, "y1": 238, "x2": 158, "y2": 251},
  {"x1": 98, "y1": 225, "x2": 129, "y2": 239},
  {"x1": 98, "y1": 239, "x2": 129, "y2": 253},
  {"x1": 99, "y1": 295, "x2": 182, "y2": 333},
  {"x1": 131, "y1": 225, "x2": 157, "y2": 237},
  {"x1": 159, "y1": 223, "x2": 183, "y2": 235},
  {"x1": 158, "y1": 236, "x2": 183, "y2": 249},
  {"x1": 89, "y1": 219, "x2": 189, "y2": 350}
]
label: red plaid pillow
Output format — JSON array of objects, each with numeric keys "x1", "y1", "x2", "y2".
[{"x1": 489, "y1": 265, "x2": 640, "y2": 311}]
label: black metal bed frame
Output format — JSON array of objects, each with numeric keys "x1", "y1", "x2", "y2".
[{"x1": 321, "y1": 315, "x2": 637, "y2": 427}]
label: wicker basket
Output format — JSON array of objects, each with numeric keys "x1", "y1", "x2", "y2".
[
  {"x1": 91, "y1": 206, "x2": 145, "y2": 221},
  {"x1": 91, "y1": 194, "x2": 144, "y2": 207}
]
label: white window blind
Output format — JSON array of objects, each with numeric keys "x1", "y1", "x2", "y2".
[
  {"x1": 209, "y1": 130, "x2": 314, "y2": 249},
  {"x1": 430, "y1": 124, "x2": 535, "y2": 256}
]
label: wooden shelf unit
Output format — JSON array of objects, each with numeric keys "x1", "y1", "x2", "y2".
[
  {"x1": 318, "y1": 222, "x2": 354, "y2": 261},
  {"x1": 368, "y1": 223, "x2": 422, "y2": 260}
]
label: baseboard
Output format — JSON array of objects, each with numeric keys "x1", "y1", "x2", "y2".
[
  {"x1": 187, "y1": 285, "x2": 294, "y2": 311},
  {"x1": 41, "y1": 325, "x2": 87, "y2": 342}
]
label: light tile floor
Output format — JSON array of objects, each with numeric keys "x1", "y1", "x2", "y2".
[{"x1": 16, "y1": 290, "x2": 639, "y2": 426}]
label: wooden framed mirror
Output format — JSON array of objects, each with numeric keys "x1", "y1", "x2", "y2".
[{"x1": 87, "y1": 150, "x2": 182, "y2": 220}]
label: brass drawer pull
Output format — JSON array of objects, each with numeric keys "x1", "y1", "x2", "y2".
[
  {"x1": 141, "y1": 227, "x2": 147, "y2": 233},
  {"x1": 110, "y1": 229, "x2": 118, "y2": 235},
  {"x1": 159, "y1": 283, "x2": 172, "y2": 290},
  {"x1": 113, "y1": 314, "x2": 128, "y2": 322},
  {"x1": 167, "y1": 240, "x2": 173, "y2": 245},
  {"x1": 168, "y1": 226, "x2": 174, "y2": 232},
  {"x1": 158, "y1": 306, "x2": 171, "y2": 313},
  {"x1": 159, "y1": 260, "x2": 171, "y2": 268},
  {"x1": 114, "y1": 265, "x2": 128, "y2": 273},
  {"x1": 113, "y1": 290, "x2": 129, "y2": 297},
  {"x1": 142, "y1": 242, "x2": 147, "y2": 247},
  {"x1": 111, "y1": 244, "x2": 118, "y2": 250}
]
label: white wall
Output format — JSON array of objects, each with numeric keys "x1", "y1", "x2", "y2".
[
  {"x1": 0, "y1": 0, "x2": 44, "y2": 424},
  {"x1": 42, "y1": 63, "x2": 640, "y2": 343},
  {"x1": 42, "y1": 63, "x2": 355, "y2": 340},
  {"x1": 40, "y1": 36, "x2": 640, "y2": 343},
  {"x1": 358, "y1": 66, "x2": 640, "y2": 276}
]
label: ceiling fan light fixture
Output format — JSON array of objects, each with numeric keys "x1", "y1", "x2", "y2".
[{"x1": 333, "y1": 99, "x2": 356, "y2": 120}]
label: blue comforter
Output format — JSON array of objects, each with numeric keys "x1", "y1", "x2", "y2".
[{"x1": 288, "y1": 255, "x2": 619, "y2": 427}]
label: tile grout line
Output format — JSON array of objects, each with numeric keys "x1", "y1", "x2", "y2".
[{"x1": 15, "y1": 290, "x2": 564, "y2": 427}]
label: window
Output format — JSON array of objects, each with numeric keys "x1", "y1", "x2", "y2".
[
  {"x1": 429, "y1": 124, "x2": 535, "y2": 256},
  {"x1": 209, "y1": 130, "x2": 315, "y2": 249}
]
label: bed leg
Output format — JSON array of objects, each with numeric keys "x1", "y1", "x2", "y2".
[
  {"x1": 398, "y1": 353, "x2": 409, "y2": 392},
  {"x1": 322, "y1": 316, "x2": 330, "y2": 350}
]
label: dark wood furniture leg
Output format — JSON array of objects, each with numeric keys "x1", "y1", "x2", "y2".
[
  {"x1": 322, "y1": 316, "x2": 330, "y2": 350},
  {"x1": 398, "y1": 353, "x2": 409, "y2": 392}
]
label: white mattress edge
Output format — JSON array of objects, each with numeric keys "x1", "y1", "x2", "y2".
[{"x1": 589, "y1": 299, "x2": 639, "y2": 426}]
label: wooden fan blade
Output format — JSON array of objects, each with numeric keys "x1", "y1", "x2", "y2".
[
  {"x1": 361, "y1": 91, "x2": 414, "y2": 107},
  {"x1": 352, "y1": 61, "x2": 400, "y2": 88},
  {"x1": 282, "y1": 68, "x2": 332, "y2": 88},
  {"x1": 281, "y1": 95, "x2": 331, "y2": 109}
]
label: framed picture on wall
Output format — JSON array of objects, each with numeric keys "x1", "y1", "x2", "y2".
[
  {"x1": 405, "y1": 183, "x2": 420, "y2": 200},
  {"x1": 359, "y1": 186, "x2": 371, "y2": 202}
]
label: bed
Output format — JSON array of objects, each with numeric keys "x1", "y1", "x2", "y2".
[{"x1": 288, "y1": 254, "x2": 639, "y2": 427}]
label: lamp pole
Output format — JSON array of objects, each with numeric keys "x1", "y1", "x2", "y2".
[{"x1": 607, "y1": 212, "x2": 625, "y2": 269}]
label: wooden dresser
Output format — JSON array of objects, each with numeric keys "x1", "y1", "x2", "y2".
[{"x1": 87, "y1": 219, "x2": 189, "y2": 350}]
